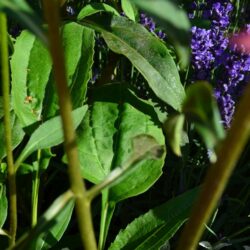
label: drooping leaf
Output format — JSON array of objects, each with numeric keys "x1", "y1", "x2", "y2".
[
  {"x1": 76, "y1": 83, "x2": 166, "y2": 202},
  {"x1": 132, "y1": 0, "x2": 191, "y2": 69},
  {"x1": 108, "y1": 187, "x2": 199, "y2": 250},
  {"x1": 121, "y1": 0, "x2": 138, "y2": 21},
  {"x1": 78, "y1": 14, "x2": 185, "y2": 111},
  {"x1": 77, "y1": 3, "x2": 119, "y2": 20},
  {"x1": 0, "y1": 0, "x2": 46, "y2": 44},
  {"x1": 0, "y1": 185, "x2": 7, "y2": 228},
  {"x1": 0, "y1": 111, "x2": 25, "y2": 160},
  {"x1": 182, "y1": 82, "x2": 225, "y2": 162},
  {"x1": 16, "y1": 106, "x2": 88, "y2": 168},
  {"x1": 11, "y1": 22, "x2": 94, "y2": 127}
]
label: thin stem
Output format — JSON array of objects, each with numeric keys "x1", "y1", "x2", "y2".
[
  {"x1": 31, "y1": 150, "x2": 41, "y2": 227},
  {"x1": 0, "y1": 13, "x2": 17, "y2": 247},
  {"x1": 42, "y1": 1, "x2": 97, "y2": 249},
  {"x1": 177, "y1": 80, "x2": 250, "y2": 249}
]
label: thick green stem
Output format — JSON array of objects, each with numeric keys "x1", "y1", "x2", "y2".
[
  {"x1": 0, "y1": 13, "x2": 17, "y2": 246},
  {"x1": 177, "y1": 81, "x2": 250, "y2": 249},
  {"x1": 42, "y1": 1, "x2": 97, "y2": 249}
]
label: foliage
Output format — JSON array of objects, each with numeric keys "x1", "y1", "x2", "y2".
[{"x1": 0, "y1": 0, "x2": 249, "y2": 250}]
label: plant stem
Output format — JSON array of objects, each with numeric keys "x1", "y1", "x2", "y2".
[
  {"x1": 0, "y1": 13, "x2": 17, "y2": 247},
  {"x1": 42, "y1": 1, "x2": 97, "y2": 249},
  {"x1": 31, "y1": 150, "x2": 41, "y2": 227},
  {"x1": 177, "y1": 81, "x2": 250, "y2": 249}
]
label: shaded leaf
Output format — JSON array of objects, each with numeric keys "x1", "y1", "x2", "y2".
[
  {"x1": 0, "y1": 0, "x2": 46, "y2": 44},
  {"x1": 182, "y1": 82, "x2": 225, "y2": 161},
  {"x1": 0, "y1": 185, "x2": 7, "y2": 228},
  {"x1": 109, "y1": 187, "x2": 199, "y2": 250},
  {"x1": 79, "y1": 14, "x2": 185, "y2": 111},
  {"x1": 14, "y1": 191, "x2": 74, "y2": 250}
]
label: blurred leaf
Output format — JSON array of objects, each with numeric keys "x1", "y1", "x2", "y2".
[
  {"x1": 17, "y1": 106, "x2": 88, "y2": 168},
  {"x1": 0, "y1": 0, "x2": 46, "y2": 44},
  {"x1": 76, "y1": 83, "x2": 166, "y2": 202},
  {"x1": 199, "y1": 241, "x2": 213, "y2": 249},
  {"x1": 109, "y1": 187, "x2": 199, "y2": 250},
  {"x1": 132, "y1": 0, "x2": 191, "y2": 69},
  {"x1": 0, "y1": 111, "x2": 25, "y2": 160},
  {"x1": 121, "y1": 0, "x2": 138, "y2": 21},
  {"x1": 79, "y1": 14, "x2": 185, "y2": 111},
  {"x1": 182, "y1": 82, "x2": 225, "y2": 162},
  {"x1": 14, "y1": 190, "x2": 74, "y2": 250},
  {"x1": 0, "y1": 185, "x2": 7, "y2": 228},
  {"x1": 164, "y1": 114, "x2": 185, "y2": 156},
  {"x1": 77, "y1": 3, "x2": 119, "y2": 20}
]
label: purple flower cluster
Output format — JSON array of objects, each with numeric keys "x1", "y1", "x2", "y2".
[
  {"x1": 190, "y1": 0, "x2": 250, "y2": 127},
  {"x1": 139, "y1": 13, "x2": 166, "y2": 40}
]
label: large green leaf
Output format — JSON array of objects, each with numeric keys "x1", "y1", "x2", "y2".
[
  {"x1": 16, "y1": 106, "x2": 87, "y2": 169},
  {"x1": 0, "y1": 185, "x2": 7, "y2": 228},
  {"x1": 78, "y1": 14, "x2": 185, "y2": 111},
  {"x1": 0, "y1": 0, "x2": 46, "y2": 43},
  {"x1": 0, "y1": 111, "x2": 25, "y2": 160},
  {"x1": 132, "y1": 0, "x2": 191, "y2": 69},
  {"x1": 76, "y1": 83, "x2": 166, "y2": 202},
  {"x1": 108, "y1": 188, "x2": 199, "y2": 250},
  {"x1": 11, "y1": 22, "x2": 94, "y2": 127}
]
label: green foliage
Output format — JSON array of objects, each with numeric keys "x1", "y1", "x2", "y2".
[
  {"x1": 76, "y1": 83, "x2": 166, "y2": 201},
  {"x1": 79, "y1": 14, "x2": 186, "y2": 111},
  {"x1": 0, "y1": 1, "x2": 249, "y2": 250},
  {"x1": 16, "y1": 105, "x2": 87, "y2": 169},
  {"x1": 109, "y1": 187, "x2": 199, "y2": 250}
]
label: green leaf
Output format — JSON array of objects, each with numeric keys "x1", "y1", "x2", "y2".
[
  {"x1": 79, "y1": 14, "x2": 185, "y2": 111},
  {"x1": 0, "y1": 111, "x2": 25, "y2": 160},
  {"x1": 11, "y1": 22, "x2": 94, "y2": 127},
  {"x1": 121, "y1": 0, "x2": 138, "y2": 21},
  {"x1": 182, "y1": 82, "x2": 225, "y2": 162},
  {"x1": 42, "y1": 22, "x2": 95, "y2": 118},
  {"x1": 132, "y1": 0, "x2": 191, "y2": 69},
  {"x1": 11, "y1": 30, "x2": 52, "y2": 127},
  {"x1": 76, "y1": 83, "x2": 166, "y2": 202},
  {"x1": 14, "y1": 191, "x2": 74, "y2": 250},
  {"x1": 77, "y1": 3, "x2": 119, "y2": 20},
  {"x1": 0, "y1": 185, "x2": 7, "y2": 228},
  {"x1": 17, "y1": 106, "x2": 88, "y2": 168},
  {"x1": 0, "y1": 0, "x2": 46, "y2": 44},
  {"x1": 108, "y1": 188, "x2": 199, "y2": 250},
  {"x1": 163, "y1": 114, "x2": 185, "y2": 156}
]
